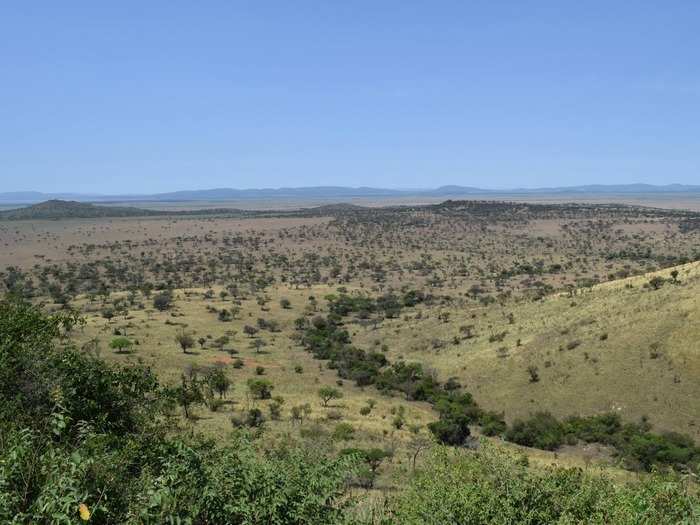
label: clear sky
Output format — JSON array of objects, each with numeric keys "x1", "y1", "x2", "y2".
[{"x1": 2, "y1": 2, "x2": 699, "y2": 193}]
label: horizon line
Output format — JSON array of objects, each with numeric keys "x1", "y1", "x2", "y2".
[{"x1": 2, "y1": 182, "x2": 700, "y2": 197}]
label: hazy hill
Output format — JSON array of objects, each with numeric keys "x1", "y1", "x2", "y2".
[
  {"x1": 0, "y1": 199, "x2": 362, "y2": 220},
  {"x1": 0, "y1": 200, "x2": 163, "y2": 219},
  {"x1": 2, "y1": 183, "x2": 700, "y2": 204}
]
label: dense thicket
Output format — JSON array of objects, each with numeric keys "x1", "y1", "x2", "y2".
[{"x1": 506, "y1": 412, "x2": 700, "y2": 472}]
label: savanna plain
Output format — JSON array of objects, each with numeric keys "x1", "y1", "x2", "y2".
[{"x1": 3, "y1": 198, "x2": 700, "y2": 523}]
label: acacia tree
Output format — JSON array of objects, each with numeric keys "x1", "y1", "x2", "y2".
[
  {"x1": 175, "y1": 374, "x2": 203, "y2": 419},
  {"x1": 250, "y1": 337, "x2": 267, "y2": 354},
  {"x1": 408, "y1": 425, "x2": 433, "y2": 471},
  {"x1": 175, "y1": 330, "x2": 195, "y2": 354},
  {"x1": 243, "y1": 325, "x2": 258, "y2": 338},
  {"x1": 109, "y1": 336, "x2": 132, "y2": 354},
  {"x1": 339, "y1": 448, "x2": 390, "y2": 488},
  {"x1": 318, "y1": 386, "x2": 343, "y2": 407},
  {"x1": 153, "y1": 293, "x2": 172, "y2": 311},
  {"x1": 206, "y1": 368, "x2": 231, "y2": 399}
]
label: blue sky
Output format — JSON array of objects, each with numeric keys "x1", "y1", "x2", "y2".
[{"x1": 2, "y1": 2, "x2": 699, "y2": 193}]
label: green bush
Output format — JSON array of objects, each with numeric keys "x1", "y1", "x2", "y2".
[
  {"x1": 339, "y1": 447, "x2": 390, "y2": 488},
  {"x1": 479, "y1": 411, "x2": 507, "y2": 437},
  {"x1": 152, "y1": 292, "x2": 172, "y2": 311},
  {"x1": 564, "y1": 412, "x2": 622, "y2": 444},
  {"x1": 428, "y1": 417, "x2": 471, "y2": 446},
  {"x1": 247, "y1": 378, "x2": 273, "y2": 399},
  {"x1": 505, "y1": 412, "x2": 564, "y2": 450},
  {"x1": 109, "y1": 336, "x2": 132, "y2": 353},
  {"x1": 563, "y1": 413, "x2": 700, "y2": 472},
  {"x1": 615, "y1": 425, "x2": 700, "y2": 472}
]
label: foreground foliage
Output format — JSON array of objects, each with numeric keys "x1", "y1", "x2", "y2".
[
  {"x1": 0, "y1": 299, "x2": 356, "y2": 523},
  {"x1": 384, "y1": 445, "x2": 700, "y2": 524},
  {"x1": 2, "y1": 298, "x2": 699, "y2": 524}
]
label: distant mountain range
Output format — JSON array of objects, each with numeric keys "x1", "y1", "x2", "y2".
[{"x1": 1, "y1": 184, "x2": 700, "y2": 204}]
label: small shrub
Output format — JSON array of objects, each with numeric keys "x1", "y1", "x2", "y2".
[
  {"x1": 326, "y1": 410, "x2": 344, "y2": 421},
  {"x1": 248, "y1": 378, "x2": 273, "y2": 399},
  {"x1": 332, "y1": 422, "x2": 355, "y2": 441},
  {"x1": 245, "y1": 408, "x2": 265, "y2": 427}
]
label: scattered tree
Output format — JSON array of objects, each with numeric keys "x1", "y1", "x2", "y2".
[
  {"x1": 318, "y1": 386, "x2": 343, "y2": 407},
  {"x1": 175, "y1": 330, "x2": 195, "y2": 354},
  {"x1": 109, "y1": 336, "x2": 132, "y2": 354}
]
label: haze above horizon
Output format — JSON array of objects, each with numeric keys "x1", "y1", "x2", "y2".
[{"x1": 2, "y1": 3, "x2": 699, "y2": 193}]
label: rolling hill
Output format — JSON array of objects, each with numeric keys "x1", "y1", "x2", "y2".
[
  {"x1": 0, "y1": 200, "x2": 163, "y2": 220},
  {"x1": 0, "y1": 199, "x2": 364, "y2": 220},
  {"x1": 353, "y1": 261, "x2": 700, "y2": 440}
]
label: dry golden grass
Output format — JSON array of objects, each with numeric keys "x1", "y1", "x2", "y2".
[
  {"x1": 353, "y1": 261, "x2": 700, "y2": 440},
  {"x1": 71, "y1": 285, "x2": 435, "y2": 457}
]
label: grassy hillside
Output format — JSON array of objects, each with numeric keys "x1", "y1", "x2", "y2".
[{"x1": 352, "y1": 261, "x2": 700, "y2": 440}]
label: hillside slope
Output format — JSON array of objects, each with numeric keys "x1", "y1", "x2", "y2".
[{"x1": 354, "y1": 262, "x2": 700, "y2": 440}]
